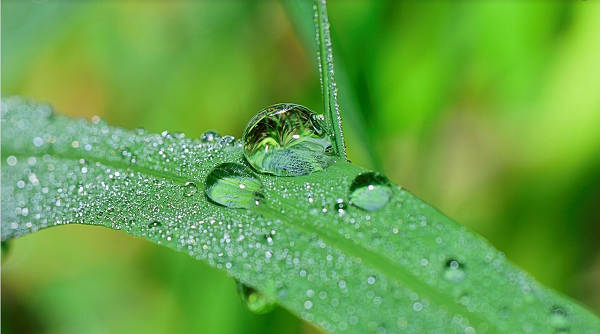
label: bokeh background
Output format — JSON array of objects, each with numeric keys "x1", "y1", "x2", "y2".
[{"x1": 2, "y1": 1, "x2": 600, "y2": 333}]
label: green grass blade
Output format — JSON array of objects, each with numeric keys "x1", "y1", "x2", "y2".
[
  {"x1": 314, "y1": 0, "x2": 347, "y2": 161},
  {"x1": 283, "y1": 0, "x2": 381, "y2": 171},
  {"x1": 3, "y1": 98, "x2": 600, "y2": 333}
]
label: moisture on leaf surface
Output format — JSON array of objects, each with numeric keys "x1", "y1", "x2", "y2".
[{"x1": 2, "y1": 97, "x2": 600, "y2": 334}]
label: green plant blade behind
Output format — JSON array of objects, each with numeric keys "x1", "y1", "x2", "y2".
[
  {"x1": 3, "y1": 98, "x2": 600, "y2": 333},
  {"x1": 314, "y1": 0, "x2": 347, "y2": 161},
  {"x1": 283, "y1": 0, "x2": 381, "y2": 171}
]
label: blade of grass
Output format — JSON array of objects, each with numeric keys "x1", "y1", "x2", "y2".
[
  {"x1": 314, "y1": 0, "x2": 347, "y2": 161},
  {"x1": 283, "y1": 0, "x2": 382, "y2": 171}
]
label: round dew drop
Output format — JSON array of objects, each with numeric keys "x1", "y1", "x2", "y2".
[
  {"x1": 242, "y1": 104, "x2": 334, "y2": 176},
  {"x1": 443, "y1": 259, "x2": 467, "y2": 283},
  {"x1": 349, "y1": 172, "x2": 393, "y2": 211},
  {"x1": 183, "y1": 182, "x2": 198, "y2": 197},
  {"x1": 205, "y1": 163, "x2": 264, "y2": 209},
  {"x1": 201, "y1": 130, "x2": 221, "y2": 143},
  {"x1": 236, "y1": 281, "x2": 277, "y2": 315}
]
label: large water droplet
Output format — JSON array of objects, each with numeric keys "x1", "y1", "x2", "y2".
[
  {"x1": 443, "y1": 259, "x2": 467, "y2": 283},
  {"x1": 205, "y1": 163, "x2": 264, "y2": 209},
  {"x1": 348, "y1": 172, "x2": 393, "y2": 211},
  {"x1": 236, "y1": 281, "x2": 277, "y2": 314},
  {"x1": 243, "y1": 104, "x2": 334, "y2": 176}
]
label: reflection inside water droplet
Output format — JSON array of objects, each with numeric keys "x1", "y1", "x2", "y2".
[
  {"x1": 443, "y1": 259, "x2": 467, "y2": 283},
  {"x1": 242, "y1": 104, "x2": 334, "y2": 176},
  {"x1": 205, "y1": 163, "x2": 264, "y2": 209},
  {"x1": 236, "y1": 281, "x2": 277, "y2": 314},
  {"x1": 349, "y1": 172, "x2": 393, "y2": 211}
]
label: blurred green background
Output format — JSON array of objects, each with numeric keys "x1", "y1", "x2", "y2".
[{"x1": 2, "y1": 1, "x2": 600, "y2": 333}]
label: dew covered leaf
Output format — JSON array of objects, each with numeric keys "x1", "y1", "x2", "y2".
[{"x1": 3, "y1": 97, "x2": 600, "y2": 334}]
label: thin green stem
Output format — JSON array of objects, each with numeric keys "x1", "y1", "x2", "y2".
[{"x1": 315, "y1": 0, "x2": 347, "y2": 161}]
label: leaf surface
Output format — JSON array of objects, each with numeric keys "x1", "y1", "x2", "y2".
[{"x1": 2, "y1": 97, "x2": 599, "y2": 333}]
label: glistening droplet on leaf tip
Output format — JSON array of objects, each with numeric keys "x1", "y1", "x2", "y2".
[
  {"x1": 242, "y1": 104, "x2": 334, "y2": 176},
  {"x1": 348, "y1": 172, "x2": 393, "y2": 212},
  {"x1": 236, "y1": 281, "x2": 277, "y2": 315},
  {"x1": 205, "y1": 163, "x2": 264, "y2": 209}
]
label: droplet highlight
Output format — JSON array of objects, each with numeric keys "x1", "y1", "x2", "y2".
[
  {"x1": 236, "y1": 281, "x2": 277, "y2": 315},
  {"x1": 242, "y1": 103, "x2": 334, "y2": 176},
  {"x1": 348, "y1": 172, "x2": 393, "y2": 211},
  {"x1": 443, "y1": 259, "x2": 467, "y2": 283},
  {"x1": 205, "y1": 163, "x2": 264, "y2": 209}
]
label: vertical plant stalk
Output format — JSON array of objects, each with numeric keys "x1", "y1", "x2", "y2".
[{"x1": 314, "y1": 0, "x2": 347, "y2": 161}]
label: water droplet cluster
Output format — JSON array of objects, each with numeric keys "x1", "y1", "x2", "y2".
[
  {"x1": 243, "y1": 104, "x2": 334, "y2": 176},
  {"x1": 2, "y1": 97, "x2": 598, "y2": 333}
]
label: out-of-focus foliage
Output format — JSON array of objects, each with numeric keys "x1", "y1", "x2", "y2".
[{"x1": 2, "y1": 1, "x2": 599, "y2": 333}]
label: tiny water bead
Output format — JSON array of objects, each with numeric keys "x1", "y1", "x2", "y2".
[
  {"x1": 333, "y1": 198, "x2": 348, "y2": 216},
  {"x1": 348, "y1": 172, "x2": 393, "y2": 212},
  {"x1": 205, "y1": 163, "x2": 264, "y2": 209},
  {"x1": 148, "y1": 221, "x2": 161, "y2": 229},
  {"x1": 549, "y1": 306, "x2": 571, "y2": 332},
  {"x1": 242, "y1": 104, "x2": 334, "y2": 176},
  {"x1": 200, "y1": 130, "x2": 221, "y2": 143},
  {"x1": 236, "y1": 281, "x2": 278, "y2": 315},
  {"x1": 183, "y1": 181, "x2": 198, "y2": 197},
  {"x1": 443, "y1": 259, "x2": 467, "y2": 283}
]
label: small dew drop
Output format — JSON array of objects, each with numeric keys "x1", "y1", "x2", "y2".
[
  {"x1": 205, "y1": 163, "x2": 264, "y2": 209},
  {"x1": 7, "y1": 156, "x2": 17, "y2": 166},
  {"x1": 349, "y1": 172, "x2": 393, "y2": 211},
  {"x1": 242, "y1": 104, "x2": 334, "y2": 176},
  {"x1": 549, "y1": 306, "x2": 570, "y2": 332},
  {"x1": 236, "y1": 281, "x2": 277, "y2": 315},
  {"x1": 218, "y1": 135, "x2": 235, "y2": 146},
  {"x1": 443, "y1": 259, "x2": 467, "y2": 283},
  {"x1": 148, "y1": 221, "x2": 161, "y2": 229},
  {"x1": 201, "y1": 130, "x2": 221, "y2": 143},
  {"x1": 183, "y1": 182, "x2": 198, "y2": 197},
  {"x1": 332, "y1": 198, "x2": 348, "y2": 216}
]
